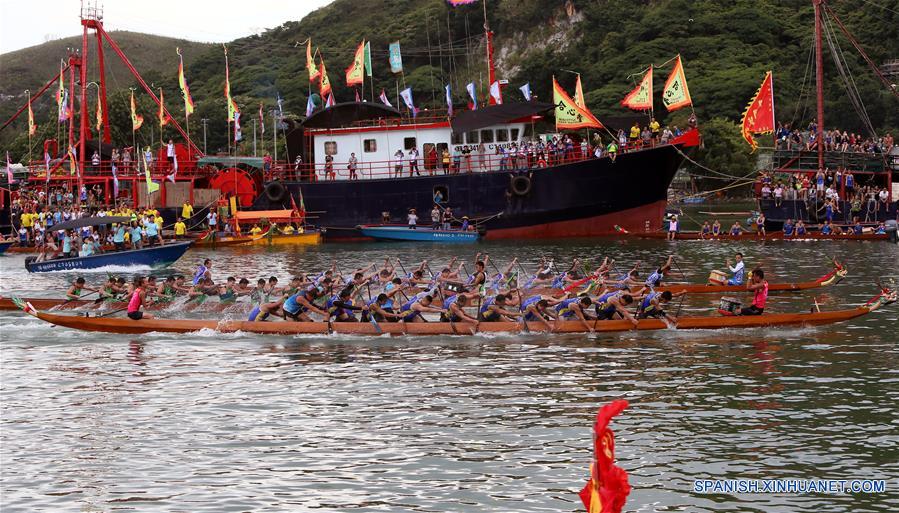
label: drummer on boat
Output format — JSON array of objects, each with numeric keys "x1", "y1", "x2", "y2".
[
  {"x1": 726, "y1": 253, "x2": 746, "y2": 285},
  {"x1": 737, "y1": 269, "x2": 768, "y2": 316}
]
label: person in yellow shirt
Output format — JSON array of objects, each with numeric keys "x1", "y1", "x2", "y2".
[
  {"x1": 629, "y1": 122, "x2": 641, "y2": 142},
  {"x1": 155, "y1": 214, "x2": 164, "y2": 231},
  {"x1": 174, "y1": 217, "x2": 187, "y2": 238},
  {"x1": 20, "y1": 212, "x2": 33, "y2": 229},
  {"x1": 181, "y1": 202, "x2": 194, "y2": 221},
  {"x1": 649, "y1": 118, "x2": 661, "y2": 140},
  {"x1": 249, "y1": 224, "x2": 263, "y2": 236},
  {"x1": 281, "y1": 223, "x2": 295, "y2": 235}
]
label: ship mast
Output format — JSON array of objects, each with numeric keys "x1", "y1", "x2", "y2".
[
  {"x1": 813, "y1": 0, "x2": 826, "y2": 171},
  {"x1": 483, "y1": 0, "x2": 498, "y2": 104}
]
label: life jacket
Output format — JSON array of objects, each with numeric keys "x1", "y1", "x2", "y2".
[{"x1": 555, "y1": 298, "x2": 580, "y2": 319}]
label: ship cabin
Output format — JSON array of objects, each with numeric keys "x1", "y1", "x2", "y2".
[{"x1": 299, "y1": 102, "x2": 559, "y2": 181}]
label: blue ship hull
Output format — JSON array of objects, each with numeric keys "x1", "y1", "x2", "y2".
[
  {"x1": 24, "y1": 241, "x2": 193, "y2": 273},
  {"x1": 358, "y1": 225, "x2": 480, "y2": 243},
  {"x1": 0, "y1": 241, "x2": 13, "y2": 255}
]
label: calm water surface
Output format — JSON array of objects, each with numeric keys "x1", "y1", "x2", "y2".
[{"x1": 1, "y1": 238, "x2": 897, "y2": 512}]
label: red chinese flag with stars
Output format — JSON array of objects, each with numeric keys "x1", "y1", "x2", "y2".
[
  {"x1": 579, "y1": 400, "x2": 631, "y2": 513},
  {"x1": 741, "y1": 71, "x2": 775, "y2": 152}
]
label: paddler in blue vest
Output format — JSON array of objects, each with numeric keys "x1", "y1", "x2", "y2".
[
  {"x1": 636, "y1": 290, "x2": 685, "y2": 325},
  {"x1": 440, "y1": 294, "x2": 479, "y2": 325},
  {"x1": 193, "y1": 259, "x2": 212, "y2": 285},
  {"x1": 326, "y1": 287, "x2": 369, "y2": 322},
  {"x1": 593, "y1": 291, "x2": 638, "y2": 327},
  {"x1": 519, "y1": 295, "x2": 559, "y2": 330},
  {"x1": 249, "y1": 279, "x2": 331, "y2": 322},
  {"x1": 399, "y1": 294, "x2": 445, "y2": 322},
  {"x1": 553, "y1": 295, "x2": 594, "y2": 332},
  {"x1": 645, "y1": 255, "x2": 678, "y2": 289},
  {"x1": 363, "y1": 294, "x2": 408, "y2": 323},
  {"x1": 478, "y1": 293, "x2": 522, "y2": 322}
]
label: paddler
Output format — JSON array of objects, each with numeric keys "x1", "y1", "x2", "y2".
[
  {"x1": 636, "y1": 290, "x2": 685, "y2": 325},
  {"x1": 362, "y1": 294, "x2": 407, "y2": 323},
  {"x1": 326, "y1": 287, "x2": 369, "y2": 322},
  {"x1": 66, "y1": 277, "x2": 97, "y2": 300},
  {"x1": 126, "y1": 276, "x2": 155, "y2": 320},
  {"x1": 478, "y1": 294, "x2": 522, "y2": 322},
  {"x1": 737, "y1": 268, "x2": 768, "y2": 316},
  {"x1": 594, "y1": 290, "x2": 638, "y2": 326},
  {"x1": 155, "y1": 276, "x2": 177, "y2": 303},
  {"x1": 398, "y1": 294, "x2": 445, "y2": 322},
  {"x1": 519, "y1": 295, "x2": 559, "y2": 331},
  {"x1": 99, "y1": 276, "x2": 122, "y2": 301},
  {"x1": 193, "y1": 259, "x2": 212, "y2": 285},
  {"x1": 645, "y1": 255, "x2": 677, "y2": 289},
  {"x1": 440, "y1": 294, "x2": 479, "y2": 325},
  {"x1": 553, "y1": 295, "x2": 595, "y2": 332}
]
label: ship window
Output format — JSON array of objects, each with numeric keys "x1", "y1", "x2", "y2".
[
  {"x1": 480, "y1": 130, "x2": 494, "y2": 143},
  {"x1": 363, "y1": 139, "x2": 377, "y2": 152},
  {"x1": 466, "y1": 131, "x2": 480, "y2": 144},
  {"x1": 404, "y1": 137, "x2": 417, "y2": 150},
  {"x1": 523, "y1": 124, "x2": 534, "y2": 138},
  {"x1": 496, "y1": 129, "x2": 509, "y2": 142},
  {"x1": 511, "y1": 128, "x2": 520, "y2": 141},
  {"x1": 324, "y1": 141, "x2": 337, "y2": 155},
  {"x1": 451, "y1": 132, "x2": 463, "y2": 145}
]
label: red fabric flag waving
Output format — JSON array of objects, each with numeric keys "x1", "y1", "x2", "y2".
[
  {"x1": 579, "y1": 400, "x2": 631, "y2": 513},
  {"x1": 741, "y1": 71, "x2": 775, "y2": 152}
]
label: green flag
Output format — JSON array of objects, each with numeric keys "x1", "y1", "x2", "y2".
[{"x1": 364, "y1": 40, "x2": 372, "y2": 77}]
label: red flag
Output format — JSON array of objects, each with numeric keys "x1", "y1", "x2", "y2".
[
  {"x1": 355, "y1": 89, "x2": 361, "y2": 103},
  {"x1": 579, "y1": 400, "x2": 631, "y2": 513},
  {"x1": 741, "y1": 71, "x2": 775, "y2": 152}
]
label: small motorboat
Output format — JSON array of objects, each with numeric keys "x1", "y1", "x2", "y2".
[
  {"x1": 358, "y1": 224, "x2": 481, "y2": 243},
  {"x1": 24, "y1": 241, "x2": 193, "y2": 273}
]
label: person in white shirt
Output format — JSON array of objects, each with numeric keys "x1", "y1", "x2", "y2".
[
  {"x1": 393, "y1": 150, "x2": 404, "y2": 178},
  {"x1": 166, "y1": 139, "x2": 175, "y2": 170},
  {"x1": 407, "y1": 148, "x2": 420, "y2": 177},
  {"x1": 207, "y1": 211, "x2": 218, "y2": 231},
  {"x1": 726, "y1": 252, "x2": 746, "y2": 285},
  {"x1": 407, "y1": 208, "x2": 418, "y2": 230}
]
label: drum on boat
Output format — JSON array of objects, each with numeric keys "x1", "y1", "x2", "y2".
[
  {"x1": 718, "y1": 297, "x2": 742, "y2": 316},
  {"x1": 708, "y1": 270, "x2": 728, "y2": 286}
]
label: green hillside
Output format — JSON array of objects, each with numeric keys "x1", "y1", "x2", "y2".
[{"x1": 2, "y1": 0, "x2": 897, "y2": 179}]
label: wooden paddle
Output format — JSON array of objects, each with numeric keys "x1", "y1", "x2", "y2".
[{"x1": 365, "y1": 282, "x2": 382, "y2": 334}]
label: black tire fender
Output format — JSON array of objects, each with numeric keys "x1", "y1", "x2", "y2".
[
  {"x1": 265, "y1": 181, "x2": 287, "y2": 203},
  {"x1": 510, "y1": 174, "x2": 532, "y2": 197}
]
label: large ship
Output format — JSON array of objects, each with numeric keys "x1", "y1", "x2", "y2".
[{"x1": 255, "y1": 102, "x2": 699, "y2": 240}]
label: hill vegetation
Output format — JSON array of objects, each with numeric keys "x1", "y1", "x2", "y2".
[{"x1": 2, "y1": 0, "x2": 897, "y2": 182}]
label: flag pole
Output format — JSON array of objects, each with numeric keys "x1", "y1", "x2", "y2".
[
  {"x1": 26, "y1": 90, "x2": 32, "y2": 166},
  {"x1": 253, "y1": 118, "x2": 257, "y2": 157}
]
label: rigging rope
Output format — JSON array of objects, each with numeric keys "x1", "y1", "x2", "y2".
[{"x1": 822, "y1": 12, "x2": 877, "y2": 138}]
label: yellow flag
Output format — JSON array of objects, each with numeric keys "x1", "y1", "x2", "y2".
[
  {"x1": 307, "y1": 40, "x2": 320, "y2": 82},
  {"x1": 319, "y1": 55, "x2": 332, "y2": 97},
  {"x1": 345, "y1": 40, "x2": 365, "y2": 86},
  {"x1": 621, "y1": 65, "x2": 653, "y2": 111},
  {"x1": 553, "y1": 76, "x2": 603, "y2": 130},
  {"x1": 574, "y1": 74, "x2": 586, "y2": 108},
  {"x1": 662, "y1": 55, "x2": 692, "y2": 112}
]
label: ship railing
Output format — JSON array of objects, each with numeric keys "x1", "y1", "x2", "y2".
[
  {"x1": 772, "y1": 149, "x2": 888, "y2": 173},
  {"x1": 264, "y1": 139, "x2": 672, "y2": 182},
  {"x1": 17, "y1": 158, "x2": 219, "y2": 182}
]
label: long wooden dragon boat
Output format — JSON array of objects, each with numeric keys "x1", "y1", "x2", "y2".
[
  {"x1": 529, "y1": 264, "x2": 848, "y2": 297},
  {"x1": 0, "y1": 265, "x2": 849, "y2": 313},
  {"x1": 10, "y1": 289, "x2": 895, "y2": 336},
  {"x1": 633, "y1": 230, "x2": 888, "y2": 241}
]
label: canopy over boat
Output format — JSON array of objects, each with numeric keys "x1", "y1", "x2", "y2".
[
  {"x1": 233, "y1": 210, "x2": 300, "y2": 224},
  {"x1": 50, "y1": 216, "x2": 132, "y2": 232},
  {"x1": 302, "y1": 101, "x2": 402, "y2": 129},
  {"x1": 450, "y1": 102, "x2": 554, "y2": 134},
  {"x1": 10, "y1": 289, "x2": 896, "y2": 336}
]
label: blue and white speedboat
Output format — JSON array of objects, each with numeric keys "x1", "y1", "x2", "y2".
[
  {"x1": 24, "y1": 241, "x2": 193, "y2": 273},
  {"x1": 358, "y1": 225, "x2": 480, "y2": 244}
]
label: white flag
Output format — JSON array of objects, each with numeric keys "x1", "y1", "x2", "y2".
[
  {"x1": 379, "y1": 89, "x2": 392, "y2": 107},
  {"x1": 466, "y1": 82, "x2": 478, "y2": 109},
  {"x1": 519, "y1": 83, "x2": 532, "y2": 101},
  {"x1": 489, "y1": 81, "x2": 503, "y2": 104},
  {"x1": 234, "y1": 111, "x2": 242, "y2": 142},
  {"x1": 399, "y1": 87, "x2": 418, "y2": 117},
  {"x1": 167, "y1": 153, "x2": 179, "y2": 183},
  {"x1": 6, "y1": 152, "x2": 15, "y2": 184},
  {"x1": 306, "y1": 95, "x2": 315, "y2": 117},
  {"x1": 445, "y1": 84, "x2": 453, "y2": 117},
  {"x1": 325, "y1": 93, "x2": 336, "y2": 108}
]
